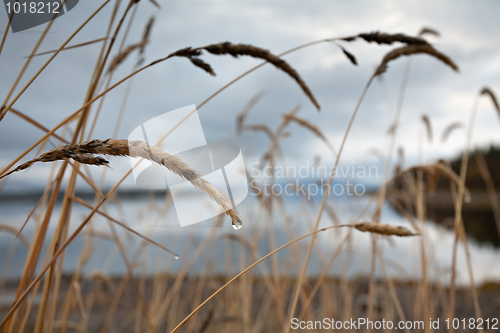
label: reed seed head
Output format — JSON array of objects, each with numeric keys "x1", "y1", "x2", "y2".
[{"x1": 354, "y1": 222, "x2": 418, "y2": 237}]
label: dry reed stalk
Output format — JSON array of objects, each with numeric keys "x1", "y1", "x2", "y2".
[
  {"x1": 440, "y1": 122, "x2": 463, "y2": 144},
  {"x1": 51, "y1": 5, "x2": 131, "y2": 328},
  {"x1": 353, "y1": 222, "x2": 418, "y2": 236},
  {"x1": 395, "y1": 162, "x2": 471, "y2": 199},
  {"x1": 4, "y1": 166, "x2": 68, "y2": 332},
  {"x1": 286, "y1": 77, "x2": 375, "y2": 333},
  {"x1": 236, "y1": 91, "x2": 266, "y2": 134},
  {"x1": 85, "y1": 271, "x2": 116, "y2": 290},
  {"x1": 243, "y1": 124, "x2": 274, "y2": 140},
  {"x1": 13, "y1": 179, "x2": 55, "y2": 240},
  {"x1": 169, "y1": 223, "x2": 417, "y2": 332},
  {"x1": 108, "y1": 41, "x2": 148, "y2": 72},
  {"x1": 297, "y1": 231, "x2": 351, "y2": 321},
  {"x1": 389, "y1": 198, "x2": 421, "y2": 233},
  {"x1": 0, "y1": 1, "x2": 111, "y2": 123},
  {"x1": 1, "y1": 0, "x2": 58, "y2": 113},
  {"x1": 100, "y1": 275, "x2": 130, "y2": 332},
  {"x1": 376, "y1": 252, "x2": 411, "y2": 333},
  {"x1": 85, "y1": 230, "x2": 114, "y2": 242},
  {"x1": 4, "y1": 4, "x2": 131, "y2": 329},
  {"x1": 367, "y1": 55, "x2": 414, "y2": 324},
  {"x1": 448, "y1": 95, "x2": 483, "y2": 329},
  {"x1": 66, "y1": 160, "x2": 104, "y2": 197},
  {"x1": 26, "y1": 37, "x2": 109, "y2": 58},
  {"x1": 421, "y1": 114, "x2": 433, "y2": 143},
  {"x1": 374, "y1": 44, "x2": 458, "y2": 76},
  {"x1": 51, "y1": 321, "x2": 85, "y2": 332},
  {"x1": 368, "y1": 56, "x2": 414, "y2": 324},
  {"x1": 38, "y1": 167, "x2": 82, "y2": 332},
  {"x1": 0, "y1": 0, "x2": 15, "y2": 57},
  {"x1": 71, "y1": 196, "x2": 177, "y2": 255},
  {"x1": 0, "y1": 224, "x2": 30, "y2": 248},
  {"x1": 282, "y1": 113, "x2": 337, "y2": 155},
  {"x1": 153, "y1": 221, "x2": 220, "y2": 329},
  {"x1": 480, "y1": 87, "x2": 500, "y2": 116},
  {"x1": 86, "y1": 1, "x2": 140, "y2": 141},
  {"x1": 220, "y1": 233, "x2": 253, "y2": 251},
  {"x1": 8, "y1": 108, "x2": 69, "y2": 144},
  {"x1": 106, "y1": 214, "x2": 155, "y2": 331},
  {"x1": 71, "y1": 281, "x2": 88, "y2": 323},
  {"x1": 140, "y1": 16, "x2": 155, "y2": 54},
  {"x1": 3, "y1": 138, "x2": 242, "y2": 228}
]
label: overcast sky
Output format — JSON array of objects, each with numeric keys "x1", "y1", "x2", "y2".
[{"x1": 0, "y1": 0, "x2": 499, "y2": 191}]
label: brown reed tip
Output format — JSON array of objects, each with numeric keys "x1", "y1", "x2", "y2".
[
  {"x1": 243, "y1": 124, "x2": 275, "y2": 140},
  {"x1": 108, "y1": 41, "x2": 147, "y2": 72},
  {"x1": 418, "y1": 27, "x2": 440, "y2": 37},
  {"x1": 374, "y1": 44, "x2": 459, "y2": 76},
  {"x1": 236, "y1": 91, "x2": 266, "y2": 135},
  {"x1": 421, "y1": 114, "x2": 433, "y2": 143},
  {"x1": 353, "y1": 222, "x2": 419, "y2": 237},
  {"x1": 202, "y1": 42, "x2": 320, "y2": 111},
  {"x1": 342, "y1": 31, "x2": 429, "y2": 46},
  {"x1": 140, "y1": 16, "x2": 155, "y2": 54},
  {"x1": 440, "y1": 121, "x2": 463, "y2": 144},
  {"x1": 340, "y1": 46, "x2": 357, "y2": 65},
  {"x1": 480, "y1": 87, "x2": 500, "y2": 115},
  {"x1": 189, "y1": 57, "x2": 216, "y2": 76}
]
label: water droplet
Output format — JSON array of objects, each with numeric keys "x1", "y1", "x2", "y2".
[
  {"x1": 174, "y1": 255, "x2": 180, "y2": 260},
  {"x1": 464, "y1": 195, "x2": 471, "y2": 203},
  {"x1": 232, "y1": 220, "x2": 243, "y2": 230}
]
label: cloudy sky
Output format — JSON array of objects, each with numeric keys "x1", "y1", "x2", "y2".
[{"x1": 0, "y1": 0, "x2": 499, "y2": 191}]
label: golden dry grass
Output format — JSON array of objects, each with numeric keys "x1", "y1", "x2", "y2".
[{"x1": 0, "y1": 3, "x2": 498, "y2": 332}]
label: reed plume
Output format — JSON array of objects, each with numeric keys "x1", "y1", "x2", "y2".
[
  {"x1": 421, "y1": 114, "x2": 433, "y2": 143},
  {"x1": 418, "y1": 27, "x2": 440, "y2": 37},
  {"x1": 332, "y1": 42, "x2": 357, "y2": 65},
  {"x1": 374, "y1": 43, "x2": 459, "y2": 76},
  {"x1": 342, "y1": 31, "x2": 429, "y2": 45},
  {"x1": 1, "y1": 139, "x2": 243, "y2": 229},
  {"x1": 189, "y1": 57, "x2": 215, "y2": 76},
  {"x1": 440, "y1": 121, "x2": 463, "y2": 144},
  {"x1": 169, "y1": 42, "x2": 320, "y2": 110},
  {"x1": 480, "y1": 87, "x2": 500, "y2": 116},
  {"x1": 140, "y1": 16, "x2": 155, "y2": 54},
  {"x1": 353, "y1": 222, "x2": 418, "y2": 237},
  {"x1": 282, "y1": 113, "x2": 336, "y2": 154},
  {"x1": 236, "y1": 91, "x2": 266, "y2": 134},
  {"x1": 243, "y1": 124, "x2": 274, "y2": 140},
  {"x1": 108, "y1": 41, "x2": 147, "y2": 72}
]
